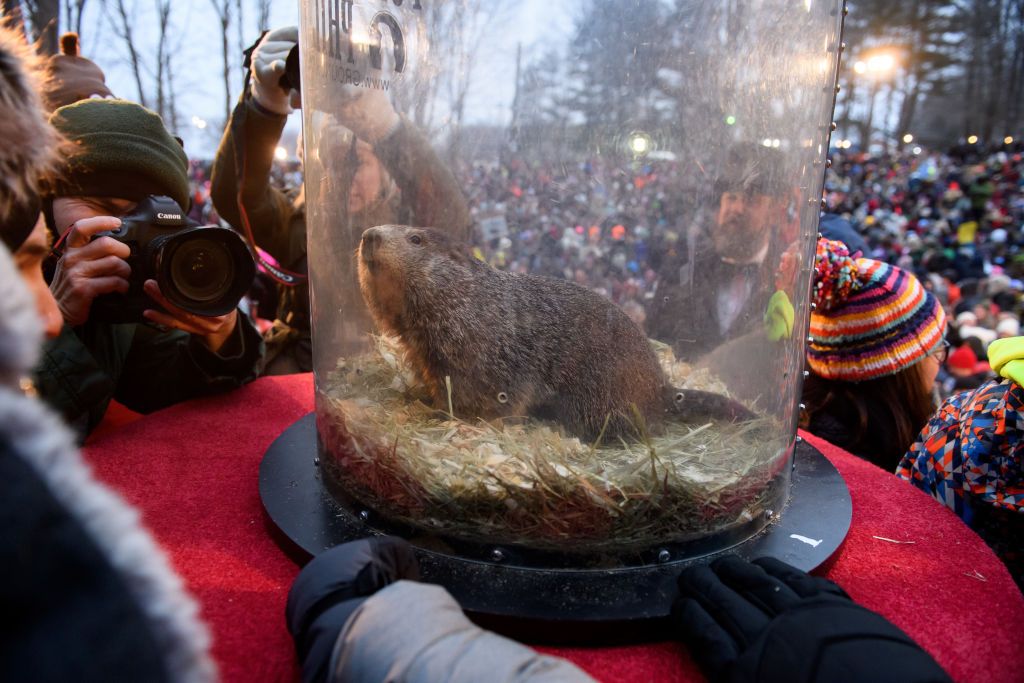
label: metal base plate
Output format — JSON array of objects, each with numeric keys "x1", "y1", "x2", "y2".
[{"x1": 260, "y1": 413, "x2": 851, "y2": 641}]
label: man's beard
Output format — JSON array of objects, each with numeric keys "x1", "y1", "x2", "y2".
[{"x1": 713, "y1": 221, "x2": 770, "y2": 263}]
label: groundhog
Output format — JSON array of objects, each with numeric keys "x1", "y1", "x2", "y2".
[{"x1": 357, "y1": 225, "x2": 753, "y2": 441}]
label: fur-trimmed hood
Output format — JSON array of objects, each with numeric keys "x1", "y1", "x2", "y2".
[
  {"x1": 0, "y1": 242, "x2": 216, "y2": 681},
  {"x1": 0, "y1": 23, "x2": 62, "y2": 219}
]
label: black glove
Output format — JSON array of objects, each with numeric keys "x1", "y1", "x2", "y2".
[
  {"x1": 286, "y1": 536, "x2": 420, "y2": 683},
  {"x1": 671, "y1": 555, "x2": 952, "y2": 683}
]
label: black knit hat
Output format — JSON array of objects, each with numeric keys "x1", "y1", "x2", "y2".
[
  {"x1": 713, "y1": 143, "x2": 790, "y2": 198},
  {"x1": 48, "y1": 99, "x2": 190, "y2": 210}
]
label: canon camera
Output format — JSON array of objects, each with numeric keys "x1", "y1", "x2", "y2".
[{"x1": 90, "y1": 195, "x2": 256, "y2": 324}]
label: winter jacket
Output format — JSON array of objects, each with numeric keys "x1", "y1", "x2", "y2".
[
  {"x1": 647, "y1": 219, "x2": 780, "y2": 361},
  {"x1": 33, "y1": 313, "x2": 263, "y2": 439},
  {"x1": 897, "y1": 379, "x2": 1023, "y2": 587},
  {"x1": 0, "y1": 244, "x2": 215, "y2": 682},
  {"x1": 210, "y1": 95, "x2": 472, "y2": 373}
]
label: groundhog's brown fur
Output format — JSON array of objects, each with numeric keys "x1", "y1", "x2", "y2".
[{"x1": 358, "y1": 225, "x2": 751, "y2": 440}]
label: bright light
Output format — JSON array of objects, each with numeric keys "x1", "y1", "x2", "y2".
[
  {"x1": 762, "y1": 138, "x2": 773, "y2": 148},
  {"x1": 725, "y1": 115, "x2": 736, "y2": 126},
  {"x1": 854, "y1": 50, "x2": 899, "y2": 78},
  {"x1": 913, "y1": 146, "x2": 922, "y2": 155},
  {"x1": 866, "y1": 53, "x2": 896, "y2": 75},
  {"x1": 804, "y1": 0, "x2": 812, "y2": 11},
  {"x1": 771, "y1": 139, "x2": 781, "y2": 148},
  {"x1": 1005, "y1": 136, "x2": 1014, "y2": 145},
  {"x1": 967, "y1": 135, "x2": 979, "y2": 145},
  {"x1": 628, "y1": 132, "x2": 651, "y2": 155},
  {"x1": 191, "y1": 115, "x2": 207, "y2": 130},
  {"x1": 902, "y1": 133, "x2": 914, "y2": 144},
  {"x1": 839, "y1": 139, "x2": 853, "y2": 149},
  {"x1": 274, "y1": 146, "x2": 288, "y2": 161}
]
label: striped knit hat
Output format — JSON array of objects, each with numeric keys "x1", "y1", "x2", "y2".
[{"x1": 807, "y1": 238, "x2": 947, "y2": 382}]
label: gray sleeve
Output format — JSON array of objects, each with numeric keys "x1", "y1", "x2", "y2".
[{"x1": 329, "y1": 581, "x2": 596, "y2": 683}]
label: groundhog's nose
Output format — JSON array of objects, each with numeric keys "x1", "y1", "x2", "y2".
[{"x1": 361, "y1": 227, "x2": 383, "y2": 260}]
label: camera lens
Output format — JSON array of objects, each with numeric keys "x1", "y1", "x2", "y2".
[
  {"x1": 168, "y1": 237, "x2": 234, "y2": 303},
  {"x1": 155, "y1": 225, "x2": 255, "y2": 317}
]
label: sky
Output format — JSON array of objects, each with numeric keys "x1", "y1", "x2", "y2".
[{"x1": 73, "y1": 0, "x2": 575, "y2": 158}]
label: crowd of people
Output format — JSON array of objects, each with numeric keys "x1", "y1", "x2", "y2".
[
  {"x1": 825, "y1": 145, "x2": 1024, "y2": 395},
  {"x1": 0, "y1": 17, "x2": 1020, "y2": 683}
]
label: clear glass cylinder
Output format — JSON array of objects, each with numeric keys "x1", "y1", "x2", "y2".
[{"x1": 301, "y1": 0, "x2": 843, "y2": 560}]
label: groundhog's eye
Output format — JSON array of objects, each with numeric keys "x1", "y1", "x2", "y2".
[
  {"x1": 674, "y1": 392, "x2": 685, "y2": 404},
  {"x1": 409, "y1": 234, "x2": 423, "y2": 245}
]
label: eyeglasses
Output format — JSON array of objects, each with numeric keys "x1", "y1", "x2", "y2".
[{"x1": 931, "y1": 338, "x2": 951, "y2": 363}]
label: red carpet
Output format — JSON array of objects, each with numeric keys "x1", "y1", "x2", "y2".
[{"x1": 82, "y1": 375, "x2": 1024, "y2": 683}]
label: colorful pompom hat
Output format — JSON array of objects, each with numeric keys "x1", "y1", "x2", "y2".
[{"x1": 807, "y1": 238, "x2": 947, "y2": 382}]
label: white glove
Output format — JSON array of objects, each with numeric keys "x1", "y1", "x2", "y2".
[
  {"x1": 250, "y1": 26, "x2": 298, "y2": 115},
  {"x1": 334, "y1": 85, "x2": 401, "y2": 144}
]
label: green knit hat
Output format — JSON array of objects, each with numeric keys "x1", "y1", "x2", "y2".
[{"x1": 48, "y1": 99, "x2": 190, "y2": 210}]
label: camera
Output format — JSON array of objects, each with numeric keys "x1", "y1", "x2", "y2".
[{"x1": 90, "y1": 195, "x2": 256, "y2": 324}]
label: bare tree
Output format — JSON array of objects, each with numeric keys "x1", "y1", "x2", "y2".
[
  {"x1": 153, "y1": 0, "x2": 171, "y2": 121},
  {"x1": 163, "y1": 34, "x2": 181, "y2": 132},
  {"x1": 207, "y1": 0, "x2": 232, "y2": 125},
  {"x1": 234, "y1": 0, "x2": 243, "y2": 60},
  {"x1": 63, "y1": 0, "x2": 87, "y2": 37},
  {"x1": 5, "y1": 0, "x2": 59, "y2": 54},
  {"x1": 255, "y1": 0, "x2": 270, "y2": 32},
  {"x1": 95, "y1": 0, "x2": 181, "y2": 129},
  {"x1": 392, "y1": 0, "x2": 514, "y2": 156},
  {"x1": 103, "y1": 0, "x2": 148, "y2": 106},
  {"x1": 1006, "y1": 0, "x2": 1024, "y2": 136}
]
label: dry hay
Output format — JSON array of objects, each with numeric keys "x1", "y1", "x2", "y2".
[{"x1": 316, "y1": 335, "x2": 789, "y2": 553}]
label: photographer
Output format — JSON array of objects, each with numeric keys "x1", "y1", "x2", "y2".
[
  {"x1": 34, "y1": 98, "x2": 263, "y2": 438},
  {"x1": 211, "y1": 26, "x2": 471, "y2": 374}
]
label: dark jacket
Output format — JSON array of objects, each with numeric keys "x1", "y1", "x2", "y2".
[
  {"x1": 34, "y1": 314, "x2": 262, "y2": 438},
  {"x1": 210, "y1": 96, "x2": 472, "y2": 373},
  {"x1": 0, "y1": 244, "x2": 215, "y2": 682},
  {"x1": 647, "y1": 219, "x2": 779, "y2": 360}
]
